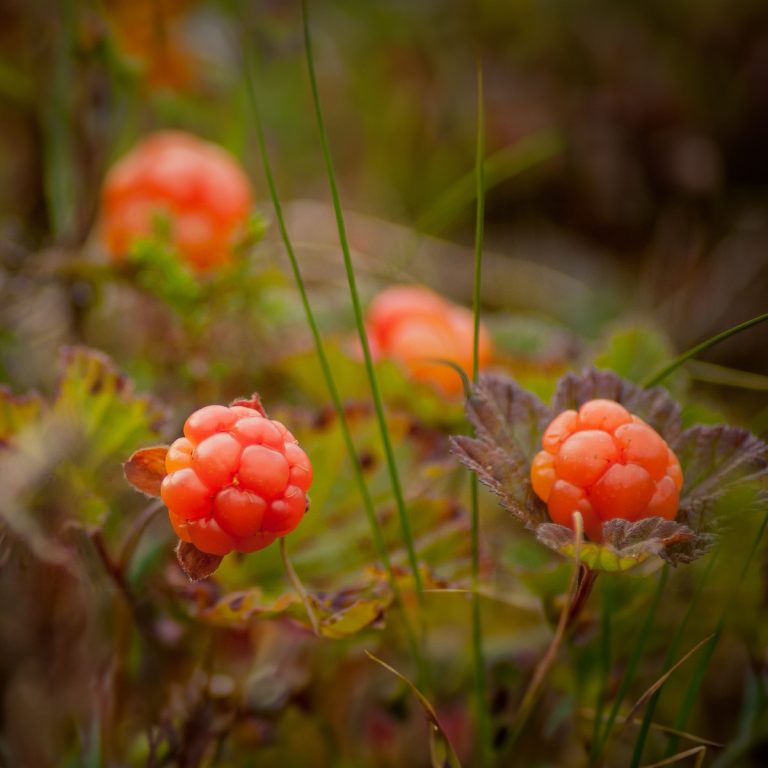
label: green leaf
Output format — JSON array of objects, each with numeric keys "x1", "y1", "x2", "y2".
[{"x1": 0, "y1": 387, "x2": 44, "y2": 444}]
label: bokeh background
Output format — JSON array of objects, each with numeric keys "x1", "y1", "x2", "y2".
[{"x1": 1, "y1": 1, "x2": 767, "y2": 767}]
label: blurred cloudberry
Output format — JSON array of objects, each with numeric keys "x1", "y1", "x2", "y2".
[
  {"x1": 531, "y1": 399, "x2": 682, "y2": 541},
  {"x1": 161, "y1": 403, "x2": 312, "y2": 556},
  {"x1": 365, "y1": 285, "x2": 493, "y2": 396},
  {"x1": 101, "y1": 131, "x2": 252, "y2": 271}
]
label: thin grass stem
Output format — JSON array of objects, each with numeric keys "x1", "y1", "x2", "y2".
[
  {"x1": 301, "y1": 0, "x2": 423, "y2": 598},
  {"x1": 504, "y1": 512, "x2": 586, "y2": 752},
  {"x1": 663, "y1": 509, "x2": 768, "y2": 757},
  {"x1": 280, "y1": 537, "x2": 320, "y2": 636},
  {"x1": 629, "y1": 553, "x2": 719, "y2": 767},
  {"x1": 594, "y1": 565, "x2": 668, "y2": 763},
  {"x1": 643, "y1": 313, "x2": 768, "y2": 388},
  {"x1": 590, "y1": 579, "x2": 613, "y2": 766},
  {"x1": 469, "y1": 64, "x2": 491, "y2": 766},
  {"x1": 241, "y1": 46, "x2": 425, "y2": 679}
]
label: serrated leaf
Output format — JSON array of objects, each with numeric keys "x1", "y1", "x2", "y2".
[
  {"x1": 552, "y1": 368, "x2": 682, "y2": 443},
  {"x1": 123, "y1": 445, "x2": 168, "y2": 497},
  {"x1": 0, "y1": 387, "x2": 44, "y2": 445},
  {"x1": 450, "y1": 373, "x2": 550, "y2": 527},
  {"x1": 536, "y1": 517, "x2": 704, "y2": 571},
  {"x1": 674, "y1": 424, "x2": 768, "y2": 533},
  {"x1": 55, "y1": 346, "x2": 168, "y2": 470},
  {"x1": 176, "y1": 541, "x2": 223, "y2": 581}
]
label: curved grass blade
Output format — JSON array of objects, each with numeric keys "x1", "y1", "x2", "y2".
[
  {"x1": 628, "y1": 553, "x2": 719, "y2": 767},
  {"x1": 366, "y1": 651, "x2": 462, "y2": 768},
  {"x1": 643, "y1": 313, "x2": 768, "y2": 388},
  {"x1": 594, "y1": 565, "x2": 668, "y2": 762},
  {"x1": 417, "y1": 131, "x2": 562, "y2": 235},
  {"x1": 641, "y1": 746, "x2": 707, "y2": 768},
  {"x1": 241, "y1": 46, "x2": 425, "y2": 678},
  {"x1": 662, "y1": 509, "x2": 768, "y2": 757},
  {"x1": 469, "y1": 64, "x2": 491, "y2": 767},
  {"x1": 301, "y1": 0, "x2": 423, "y2": 597}
]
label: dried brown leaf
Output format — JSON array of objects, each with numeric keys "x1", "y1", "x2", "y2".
[
  {"x1": 123, "y1": 445, "x2": 169, "y2": 497},
  {"x1": 176, "y1": 540, "x2": 223, "y2": 581}
]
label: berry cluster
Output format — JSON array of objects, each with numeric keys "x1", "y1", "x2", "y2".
[
  {"x1": 161, "y1": 404, "x2": 312, "y2": 556},
  {"x1": 365, "y1": 285, "x2": 493, "y2": 396},
  {"x1": 531, "y1": 399, "x2": 683, "y2": 541},
  {"x1": 101, "y1": 131, "x2": 252, "y2": 271}
]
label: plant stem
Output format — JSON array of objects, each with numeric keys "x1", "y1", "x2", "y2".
[
  {"x1": 469, "y1": 63, "x2": 491, "y2": 767},
  {"x1": 505, "y1": 515, "x2": 587, "y2": 751},
  {"x1": 280, "y1": 537, "x2": 320, "y2": 636},
  {"x1": 301, "y1": 0, "x2": 424, "y2": 599},
  {"x1": 241, "y1": 40, "x2": 426, "y2": 681}
]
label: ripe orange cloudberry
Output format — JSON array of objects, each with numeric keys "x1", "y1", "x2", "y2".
[
  {"x1": 101, "y1": 131, "x2": 252, "y2": 271},
  {"x1": 160, "y1": 403, "x2": 312, "y2": 556},
  {"x1": 531, "y1": 399, "x2": 683, "y2": 541},
  {"x1": 365, "y1": 285, "x2": 493, "y2": 396}
]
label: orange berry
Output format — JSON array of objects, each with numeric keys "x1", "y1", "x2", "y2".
[
  {"x1": 365, "y1": 284, "x2": 493, "y2": 397},
  {"x1": 214, "y1": 486, "x2": 266, "y2": 538},
  {"x1": 555, "y1": 430, "x2": 619, "y2": 487},
  {"x1": 192, "y1": 433, "x2": 242, "y2": 488},
  {"x1": 531, "y1": 450, "x2": 556, "y2": 502},
  {"x1": 645, "y1": 476, "x2": 679, "y2": 520},
  {"x1": 263, "y1": 485, "x2": 307, "y2": 535},
  {"x1": 168, "y1": 509, "x2": 192, "y2": 543},
  {"x1": 578, "y1": 399, "x2": 631, "y2": 433},
  {"x1": 161, "y1": 468, "x2": 213, "y2": 521},
  {"x1": 541, "y1": 410, "x2": 579, "y2": 454},
  {"x1": 101, "y1": 131, "x2": 252, "y2": 272},
  {"x1": 184, "y1": 405, "x2": 238, "y2": 445},
  {"x1": 238, "y1": 445, "x2": 290, "y2": 500},
  {"x1": 548, "y1": 480, "x2": 602, "y2": 541},
  {"x1": 187, "y1": 516, "x2": 237, "y2": 556},
  {"x1": 531, "y1": 399, "x2": 683, "y2": 541},
  {"x1": 590, "y1": 463, "x2": 655, "y2": 521},
  {"x1": 666, "y1": 450, "x2": 683, "y2": 491},
  {"x1": 166, "y1": 437, "x2": 194, "y2": 473},
  {"x1": 614, "y1": 423, "x2": 669, "y2": 480},
  {"x1": 160, "y1": 402, "x2": 312, "y2": 557}
]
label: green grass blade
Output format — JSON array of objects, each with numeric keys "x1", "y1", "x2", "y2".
[
  {"x1": 595, "y1": 565, "x2": 668, "y2": 760},
  {"x1": 590, "y1": 579, "x2": 613, "y2": 766},
  {"x1": 417, "y1": 131, "x2": 562, "y2": 235},
  {"x1": 663, "y1": 509, "x2": 768, "y2": 757},
  {"x1": 643, "y1": 313, "x2": 768, "y2": 388},
  {"x1": 469, "y1": 64, "x2": 491, "y2": 766},
  {"x1": 629, "y1": 554, "x2": 719, "y2": 767},
  {"x1": 241, "y1": 45, "x2": 425, "y2": 677},
  {"x1": 301, "y1": 0, "x2": 423, "y2": 597}
]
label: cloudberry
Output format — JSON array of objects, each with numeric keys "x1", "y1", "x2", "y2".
[
  {"x1": 161, "y1": 404, "x2": 312, "y2": 556},
  {"x1": 365, "y1": 285, "x2": 493, "y2": 396},
  {"x1": 101, "y1": 131, "x2": 252, "y2": 271},
  {"x1": 531, "y1": 399, "x2": 682, "y2": 541}
]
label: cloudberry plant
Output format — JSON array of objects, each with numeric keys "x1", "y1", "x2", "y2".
[
  {"x1": 160, "y1": 402, "x2": 312, "y2": 556},
  {"x1": 531, "y1": 399, "x2": 682, "y2": 541},
  {"x1": 366, "y1": 284, "x2": 493, "y2": 396},
  {"x1": 101, "y1": 131, "x2": 252, "y2": 271}
]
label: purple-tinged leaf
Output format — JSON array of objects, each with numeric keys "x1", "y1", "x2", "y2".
[
  {"x1": 674, "y1": 424, "x2": 768, "y2": 532},
  {"x1": 552, "y1": 368, "x2": 682, "y2": 443}
]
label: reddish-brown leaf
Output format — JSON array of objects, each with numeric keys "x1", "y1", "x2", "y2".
[
  {"x1": 229, "y1": 393, "x2": 267, "y2": 417},
  {"x1": 123, "y1": 445, "x2": 169, "y2": 497},
  {"x1": 176, "y1": 541, "x2": 223, "y2": 581}
]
